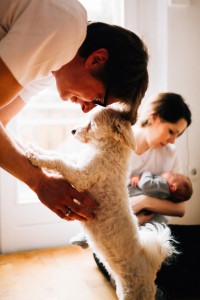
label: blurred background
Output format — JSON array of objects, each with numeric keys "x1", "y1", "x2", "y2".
[{"x1": 0, "y1": 0, "x2": 199, "y2": 253}]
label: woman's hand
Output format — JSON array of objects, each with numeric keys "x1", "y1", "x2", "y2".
[
  {"x1": 34, "y1": 171, "x2": 98, "y2": 221},
  {"x1": 136, "y1": 211, "x2": 155, "y2": 225},
  {"x1": 129, "y1": 195, "x2": 148, "y2": 215},
  {"x1": 130, "y1": 195, "x2": 155, "y2": 225}
]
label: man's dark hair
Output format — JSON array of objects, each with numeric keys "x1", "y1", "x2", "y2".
[{"x1": 79, "y1": 22, "x2": 149, "y2": 124}]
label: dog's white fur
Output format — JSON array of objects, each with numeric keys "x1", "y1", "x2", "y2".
[{"x1": 26, "y1": 108, "x2": 176, "y2": 300}]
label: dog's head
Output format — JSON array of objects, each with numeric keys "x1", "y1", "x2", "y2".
[{"x1": 71, "y1": 108, "x2": 136, "y2": 150}]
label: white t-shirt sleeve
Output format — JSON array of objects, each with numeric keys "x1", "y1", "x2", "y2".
[
  {"x1": 0, "y1": 0, "x2": 87, "y2": 86},
  {"x1": 19, "y1": 73, "x2": 55, "y2": 103}
]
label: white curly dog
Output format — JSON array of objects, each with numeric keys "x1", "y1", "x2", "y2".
[{"x1": 26, "y1": 107, "x2": 176, "y2": 300}]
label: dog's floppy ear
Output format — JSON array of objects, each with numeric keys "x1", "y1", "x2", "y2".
[{"x1": 113, "y1": 119, "x2": 136, "y2": 151}]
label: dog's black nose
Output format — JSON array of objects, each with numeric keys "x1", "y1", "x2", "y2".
[{"x1": 71, "y1": 129, "x2": 76, "y2": 135}]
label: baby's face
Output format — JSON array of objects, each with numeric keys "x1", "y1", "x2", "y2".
[{"x1": 161, "y1": 172, "x2": 187, "y2": 189}]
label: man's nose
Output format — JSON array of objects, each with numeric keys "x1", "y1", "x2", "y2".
[{"x1": 81, "y1": 101, "x2": 97, "y2": 113}]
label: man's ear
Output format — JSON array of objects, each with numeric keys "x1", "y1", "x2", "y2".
[{"x1": 85, "y1": 49, "x2": 108, "y2": 72}]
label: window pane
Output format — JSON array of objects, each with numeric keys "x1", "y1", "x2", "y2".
[
  {"x1": 15, "y1": 84, "x2": 88, "y2": 203},
  {"x1": 10, "y1": 0, "x2": 122, "y2": 203},
  {"x1": 80, "y1": 0, "x2": 122, "y2": 25}
]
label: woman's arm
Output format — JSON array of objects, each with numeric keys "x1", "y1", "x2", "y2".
[{"x1": 130, "y1": 194, "x2": 186, "y2": 217}]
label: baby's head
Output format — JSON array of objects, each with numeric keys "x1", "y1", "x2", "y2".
[{"x1": 161, "y1": 171, "x2": 193, "y2": 202}]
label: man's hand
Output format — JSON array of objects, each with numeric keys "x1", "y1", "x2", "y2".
[{"x1": 35, "y1": 171, "x2": 98, "y2": 221}]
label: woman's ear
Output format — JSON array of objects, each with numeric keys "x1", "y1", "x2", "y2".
[
  {"x1": 85, "y1": 49, "x2": 108, "y2": 72},
  {"x1": 149, "y1": 113, "x2": 159, "y2": 125}
]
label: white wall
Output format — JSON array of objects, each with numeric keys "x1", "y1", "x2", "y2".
[
  {"x1": 124, "y1": 0, "x2": 200, "y2": 224},
  {"x1": 167, "y1": 0, "x2": 200, "y2": 224}
]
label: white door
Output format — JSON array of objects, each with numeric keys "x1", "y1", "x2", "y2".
[{"x1": 0, "y1": 0, "x2": 123, "y2": 253}]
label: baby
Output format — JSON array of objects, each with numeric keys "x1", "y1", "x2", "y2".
[
  {"x1": 72, "y1": 170, "x2": 192, "y2": 247},
  {"x1": 129, "y1": 171, "x2": 193, "y2": 203}
]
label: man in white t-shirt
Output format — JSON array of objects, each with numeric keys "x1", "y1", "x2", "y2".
[{"x1": 0, "y1": 0, "x2": 149, "y2": 221}]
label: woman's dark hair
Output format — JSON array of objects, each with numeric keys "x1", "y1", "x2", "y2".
[
  {"x1": 140, "y1": 93, "x2": 192, "y2": 128},
  {"x1": 153, "y1": 93, "x2": 191, "y2": 127},
  {"x1": 78, "y1": 22, "x2": 149, "y2": 124}
]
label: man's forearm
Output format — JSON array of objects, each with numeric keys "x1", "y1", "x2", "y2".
[
  {"x1": 0, "y1": 122, "x2": 97, "y2": 221},
  {"x1": 0, "y1": 122, "x2": 43, "y2": 191}
]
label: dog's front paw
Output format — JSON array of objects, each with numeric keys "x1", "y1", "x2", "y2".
[
  {"x1": 25, "y1": 143, "x2": 43, "y2": 154},
  {"x1": 25, "y1": 149, "x2": 41, "y2": 167}
]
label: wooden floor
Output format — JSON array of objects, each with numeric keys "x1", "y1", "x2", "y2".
[
  {"x1": 0, "y1": 246, "x2": 117, "y2": 300},
  {"x1": 0, "y1": 246, "x2": 199, "y2": 300}
]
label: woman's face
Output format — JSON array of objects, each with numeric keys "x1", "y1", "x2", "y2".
[{"x1": 145, "y1": 115, "x2": 188, "y2": 148}]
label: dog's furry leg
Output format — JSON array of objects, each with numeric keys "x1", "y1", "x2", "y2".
[
  {"x1": 26, "y1": 150, "x2": 95, "y2": 190},
  {"x1": 26, "y1": 143, "x2": 51, "y2": 155},
  {"x1": 26, "y1": 144, "x2": 80, "y2": 164},
  {"x1": 26, "y1": 150, "x2": 65, "y2": 170},
  {"x1": 26, "y1": 143, "x2": 66, "y2": 157}
]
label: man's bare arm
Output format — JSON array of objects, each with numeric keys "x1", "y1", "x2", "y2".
[
  {"x1": 0, "y1": 122, "x2": 98, "y2": 221},
  {"x1": 0, "y1": 57, "x2": 23, "y2": 107}
]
